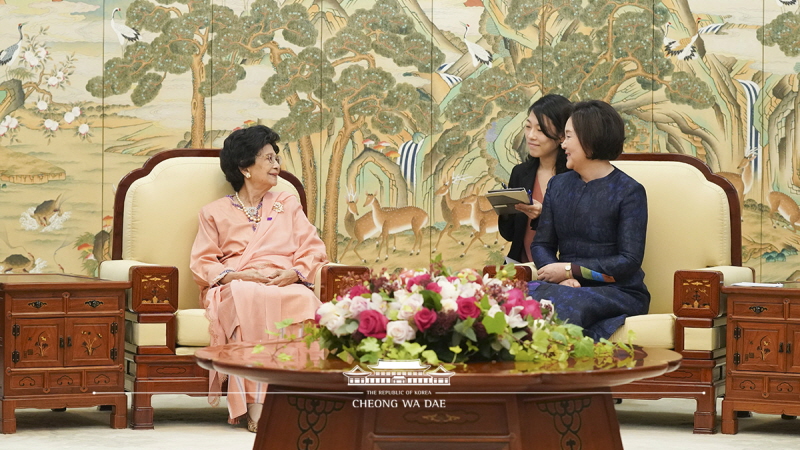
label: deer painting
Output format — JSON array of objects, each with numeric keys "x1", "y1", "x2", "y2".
[
  {"x1": 768, "y1": 191, "x2": 800, "y2": 233},
  {"x1": 460, "y1": 194, "x2": 502, "y2": 257},
  {"x1": 717, "y1": 151, "x2": 756, "y2": 218},
  {"x1": 340, "y1": 192, "x2": 380, "y2": 263},
  {"x1": 363, "y1": 193, "x2": 429, "y2": 262},
  {"x1": 433, "y1": 181, "x2": 475, "y2": 252}
]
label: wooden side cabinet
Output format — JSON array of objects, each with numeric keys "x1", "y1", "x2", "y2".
[
  {"x1": 721, "y1": 286, "x2": 800, "y2": 434},
  {"x1": 0, "y1": 274, "x2": 129, "y2": 434}
]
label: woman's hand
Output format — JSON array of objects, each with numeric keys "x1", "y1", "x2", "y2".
[
  {"x1": 537, "y1": 262, "x2": 571, "y2": 283},
  {"x1": 222, "y1": 269, "x2": 269, "y2": 284},
  {"x1": 264, "y1": 269, "x2": 299, "y2": 287},
  {"x1": 514, "y1": 200, "x2": 542, "y2": 220},
  {"x1": 559, "y1": 278, "x2": 581, "y2": 288}
]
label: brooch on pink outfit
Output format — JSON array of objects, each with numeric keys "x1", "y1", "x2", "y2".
[{"x1": 273, "y1": 202, "x2": 284, "y2": 213}]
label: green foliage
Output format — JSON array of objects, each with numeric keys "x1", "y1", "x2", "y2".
[
  {"x1": 666, "y1": 72, "x2": 715, "y2": 109},
  {"x1": 758, "y1": 11, "x2": 800, "y2": 57}
]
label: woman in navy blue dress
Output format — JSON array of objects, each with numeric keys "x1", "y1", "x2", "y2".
[{"x1": 529, "y1": 100, "x2": 650, "y2": 340}]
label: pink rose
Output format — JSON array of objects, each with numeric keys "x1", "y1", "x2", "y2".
[
  {"x1": 503, "y1": 288, "x2": 525, "y2": 314},
  {"x1": 519, "y1": 300, "x2": 543, "y2": 320},
  {"x1": 358, "y1": 310, "x2": 388, "y2": 339},
  {"x1": 425, "y1": 282, "x2": 442, "y2": 293},
  {"x1": 349, "y1": 284, "x2": 371, "y2": 297},
  {"x1": 414, "y1": 308, "x2": 437, "y2": 332},
  {"x1": 456, "y1": 296, "x2": 481, "y2": 320}
]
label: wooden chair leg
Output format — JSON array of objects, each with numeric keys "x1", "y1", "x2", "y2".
[
  {"x1": 131, "y1": 391, "x2": 154, "y2": 430},
  {"x1": 693, "y1": 388, "x2": 717, "y2": 434}
]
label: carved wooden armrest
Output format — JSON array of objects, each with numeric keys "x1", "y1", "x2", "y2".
[
  {"x1": 128, "y1": 265, "x2": 178, "y2": 355},
  {"x1": 674, "y1": 270, "x2": 724, "y2": 319},
  {"x1": 319, "y1": 265, "x2": 371, "y2": 304}
]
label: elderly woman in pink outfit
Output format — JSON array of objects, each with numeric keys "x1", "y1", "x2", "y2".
[{"x1": 190, "y1": 125, "x2": 328, "y2": 432}]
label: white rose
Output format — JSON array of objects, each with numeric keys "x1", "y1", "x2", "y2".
[
  {"x1": 386, "y1": 321, "x2": 416, "y2": 344},
  {"x1": 324, "y1": 315, "x2": 346, "y2": 335},
  {"x1": 335, "y1": 298, "x2": 353, "y2": 318},
  {"x1": 459, "y1": 283, "x2": 478, "y2": 298},
  {"x1": 397, "y1": 292, "x2": 424, "y2": 320},
  {"x1": 349, "y1": 296, "x2": 370, "y2": 317},
  {"x1": 440, "y1": 298, "x2": 457, "y2": 313},
  {"x1": 436, "y1": 279, "x2": 458, "y2": 300}
]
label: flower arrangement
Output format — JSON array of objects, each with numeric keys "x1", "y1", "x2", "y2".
[{"x1": 305, "y1": 258, "x2": 632, "y2": 367}]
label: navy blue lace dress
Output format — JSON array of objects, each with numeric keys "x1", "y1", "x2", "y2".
[{"x1": 529, "y1": 168, "x2": 650, "y2": 340}]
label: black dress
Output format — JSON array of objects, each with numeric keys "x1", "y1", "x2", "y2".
[
  {"x1": 498, "y1": 159, "x2": 539, "y2": 262},
  {"x1": 529, "y1": 168, "x2": 650, "y2": 340}
]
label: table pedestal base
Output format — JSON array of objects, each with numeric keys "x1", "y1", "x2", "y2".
[{"x1": 254, "y1": 387, "x2": 622, "y2": 450}]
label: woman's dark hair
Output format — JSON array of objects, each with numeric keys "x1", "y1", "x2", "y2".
[
  {"x1": 220, "y1": 125, "x2": 281, "y2": 191},
  {"x1": 569, "y1": 100, "x2": 625, "y2": 161},
  {"x1": 527, "y1": 94, "x2": 572, "y2": 174}
]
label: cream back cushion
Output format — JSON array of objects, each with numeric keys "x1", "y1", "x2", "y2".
[
  {"x1": 612, "y1": 160, "x2": 732, "y2": 315},
  {"x1": 122, "y1": 156, "x2": 301, "y2": 310}
]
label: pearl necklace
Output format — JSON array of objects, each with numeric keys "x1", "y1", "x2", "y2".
[{"x1": 235, "y1": 191, "x2": 261, "y2": 223}]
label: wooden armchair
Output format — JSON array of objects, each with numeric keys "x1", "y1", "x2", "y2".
[
  {"x1": 485, "y1": 153, "x2": 754, "y2": 433},
  {"x1": 100, "y1": 149, "x2": 366, "y2": 429}
]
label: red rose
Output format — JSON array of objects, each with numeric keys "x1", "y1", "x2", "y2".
[
  {"x1": 425, "y1": 282, "x2": 442, "y2": 293},
  {"x1": 407, "y1": 274, "x2": 432, "y2": 290},
  {"x1": 357, "y1": 310, "x2": 388, "y2": 339},
  {"x1": 520, "y1": 300, "x2": 543, "y2": 320},
  {"x1": 349, "y1": 284, "x2": 371, "y2": 297},
  {"x1": 414, "y1": 308, "x2": 437, "y2": 332},
  {"x1": 456, "y1": 296, "x2": 481, "y2": 320}
]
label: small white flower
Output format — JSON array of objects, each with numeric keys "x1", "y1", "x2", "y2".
[
  {"x1": 0, "y1": 125, "x2": 7, "y2": 137},
  {"x1": 440, "y1": 298, "x2": 457, "y2": 313},
  {"x1": 37, "y1": 101, "x2": 48, "y2": 112},
  {"x1": 23, "y1": 50, "x2": 40, "y2": 67},
  {"x1": 44, "y1": 119, "x2": 59, "y2": 131},
  {"x1": 368, "y1": 293, "x2": 386, "y2": 312},
  {"x1": 5, "y1": 116, "x2": 19, "y2": 129},
  {"x1": 335, "y1": 298, "x2": 353, "y2": 318},
  {"x1": 78, "y1": 123, "x2": 90, "y2": 135},
  {"x1": 397, "y1": 292, "x2": 424, "y2": 320},
  {"x1": 386, "y1": 321, "x2": 416, "y2": 344},
  {"x1": 458, "y1": 283, "x2": 478, "y2": 298},
  {"x1": 47, "y1": 76, "x2": 59, "y2": 87},
  {"x1": 63, "y1": 112, "x2": 75, "y2": 124},
  {"x1": 437, "y1": 279, "x2": 458, "y2": 300},
  {"x1": 35, "y1": 47, "x2": 47, "y2": 59},
  {"x1": 71, "y1": 106, "x2": 81, "y2": 117},
  {"x1": 506, "y1": 306, "x2": 527, "y2": 328},
  {"x1": 57, "y1": 71, "x2": 65, "y2": 82}
]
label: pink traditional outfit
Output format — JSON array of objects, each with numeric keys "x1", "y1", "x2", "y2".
[{"x1": 189, "y1": 190, "x2": 328, "y2": 423}]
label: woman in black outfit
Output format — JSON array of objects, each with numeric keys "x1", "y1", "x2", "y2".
[{"x1": 498, "y1": 94, "x2": 572, "y2": 263}]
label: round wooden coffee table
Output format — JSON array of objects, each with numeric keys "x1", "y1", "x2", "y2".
[{"x1": 196, "y1": 342, "x2": 680, "y2": 450}]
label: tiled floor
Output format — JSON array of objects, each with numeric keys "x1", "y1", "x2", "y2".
[{"x1": 1, "y1": 395, "x2": 798, "y2": 449}]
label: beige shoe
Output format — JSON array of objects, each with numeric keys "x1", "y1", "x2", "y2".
[
  {"x1": 246, "y1": 414, "x2": 258, "y2": 433},
  {"x1": 246, "y1": 403, "x2": 262, "y2": 433}
]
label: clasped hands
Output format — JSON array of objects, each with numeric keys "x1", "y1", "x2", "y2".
[
  {"x1": 536, "y1": 262, "x2": 581, "y2": 288},
  {"x1": 221, "y1": 268, "x2": 298, "y2": 287}
]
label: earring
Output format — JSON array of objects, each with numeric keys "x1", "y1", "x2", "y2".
[{"x1": 245, "y1": 173, "x2": 251, "y2": 179}]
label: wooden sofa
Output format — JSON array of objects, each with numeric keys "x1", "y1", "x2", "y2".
[
  {"x1": 485, "y1": 153, "x2": 754, "y2": 433},
  {"x1": 99, "y1": 149, "x2": 365, "y2": 429}
]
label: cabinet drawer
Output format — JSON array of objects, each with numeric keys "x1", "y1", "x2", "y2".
[
  {"x1": 86, "y1": 369, "x2": 123, "y2": 390},
  {"x1": 767, "y1": 376, "x2": 800, "y2": 401},
  {"x1": 67, "y1": 295, "x2": 120, "y2": 313},
  {"x1": 7, "y1": 372, "x2": 46, "y2": 394},
  {"x1": 731, "y1": 301, "x2": 784, "y2": 319},
  {"x1": 10, "y1": 296, "x2": 65, "y2": 314},
  {"x1": 48, "y1": 370, "x2": 84, "y2": 393},
  {"x1": 727, "y1": 375, "x2": 764, "y2": 399}
]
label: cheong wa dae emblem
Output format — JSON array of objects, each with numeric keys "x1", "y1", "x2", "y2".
[{"x1": 343, "y1": 359, "x2": 454, "y2": 386}]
